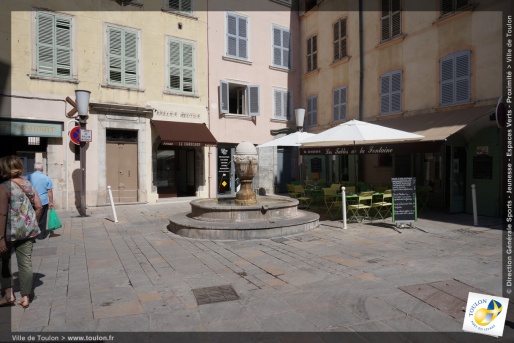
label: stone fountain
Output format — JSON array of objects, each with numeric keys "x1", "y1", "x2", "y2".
[{"x1": 167, "y1": 142, "x2": 319, "y2": 240}]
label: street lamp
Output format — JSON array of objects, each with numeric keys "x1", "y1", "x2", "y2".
[
  {"x1": 75, "y1": 90, "x2": 90, "y2": 217},
  {"x1": 295, "y1": 108, "x2": 306, "y2": 184}
]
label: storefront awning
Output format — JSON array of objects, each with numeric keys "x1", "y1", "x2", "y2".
[
  {"x1": 151, "y1": 120, "x2": 217, "y2": 147},
  {"x1": 300, "y1": 105, "x2": 494, "y2": 155}
]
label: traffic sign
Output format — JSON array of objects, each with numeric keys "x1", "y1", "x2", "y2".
[
  {"x1": 81, "y1": 129, "x2": 92, "y2": 142},
  {"x1": 70, "y1": 126, "x2": 81, "y2": 145}
]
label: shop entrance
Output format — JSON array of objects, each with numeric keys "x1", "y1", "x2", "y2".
[{"x1": 156, "y1": 148, "x2": 196, "y2": 198}]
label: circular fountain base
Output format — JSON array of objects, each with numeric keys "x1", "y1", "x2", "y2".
[{"x1": 167, "y1": 196, "x2": 319, "y2": 240}]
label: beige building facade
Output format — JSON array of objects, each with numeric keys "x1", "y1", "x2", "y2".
[
  {"x1": 299, "y1": 0, "x2": 508, "y2": 216},
  {"x1": 1, "y1": 0, "x2": 213, "y2": 210}
]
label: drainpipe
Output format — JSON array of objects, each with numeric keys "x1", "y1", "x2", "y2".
[{"x1": 358, "y1": 0, "x2": 364, "y2": 121}]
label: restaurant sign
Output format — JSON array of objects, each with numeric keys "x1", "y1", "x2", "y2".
[
  {"x1": 300, "y1": 141, "x2": 442, "y2": 155},
  {"x1": 0, "y1": 119, "x2": 63, "y2": 138}
]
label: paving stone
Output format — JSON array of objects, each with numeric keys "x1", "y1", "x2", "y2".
[{"x1": 96, "y1": 313, "x2": 151, "y2": 331}]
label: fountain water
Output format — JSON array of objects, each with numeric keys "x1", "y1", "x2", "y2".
[{"x1": 167, "y1": 142, "x2": 319, "y2": 240}]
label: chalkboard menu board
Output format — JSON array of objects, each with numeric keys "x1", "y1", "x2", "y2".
[
  {"x1": 391, "y1": 177, "x2": 417, "y2": 223},
  {"x1": 311, "y1": 157, "x2": 322, "y2": 172},
  {"x1": 472, "y1": 155, "x2": 493, "y2": 179}
]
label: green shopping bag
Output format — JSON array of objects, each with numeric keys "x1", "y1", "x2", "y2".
[{"x1": 48, "y1": 208, "x2": 62, "y2": 231}]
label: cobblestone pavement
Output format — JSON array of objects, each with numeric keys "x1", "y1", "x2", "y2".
[{"x1": 1, "y1": 199, "x2": 513, "y2": 342}]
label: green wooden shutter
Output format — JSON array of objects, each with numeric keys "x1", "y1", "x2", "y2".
[
  {"x1": 55, "y1": 16, "x2": 72, "y2": 77},
  {"x1": 248, "y1": 85, "x2": 260, "y2": 116},
  {"x1": 108, "y1": 27, "x2": 123, "y2": 84},
  {"x1": 36, "y1": 12, "x2": 55, "y2": 76},
  {"x1": 182, "y1": 42, "x2": 194, "y2": 93},
  {"x1": 124, "y1": 30, "x2": 138, "y2": 86},
  {"x1": 169, "y1": 40, "x2": 181, "y2": 91}
]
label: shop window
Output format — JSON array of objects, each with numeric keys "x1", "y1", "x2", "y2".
[{"x1": 378, "y1": 154, "x2": 393, "y2": 167}]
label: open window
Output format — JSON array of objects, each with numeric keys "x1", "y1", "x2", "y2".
[{"x1": 220, "y1": 80, "x2": 260, "y2": 116}]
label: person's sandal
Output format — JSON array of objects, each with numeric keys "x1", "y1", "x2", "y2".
[{"x1": 0, "y1": 296, "x2": 16, "y2": 307}]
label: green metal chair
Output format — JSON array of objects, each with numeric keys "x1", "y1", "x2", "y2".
[
  {"x1": 348, "y1": 191, "x2": 374, "y2": 223},
  {"x1": 371, "y1": 189, "x2": 392, "y2": 221}
]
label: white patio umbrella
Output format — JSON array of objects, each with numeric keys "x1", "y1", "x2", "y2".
[
  {"x1": 300, "y1": 119, "x2": 424, "y2": 147},
  {"x1": 257, "y1": 131, "x2": 315, "y2": 187},
  {"x1": 300, "y1": 119, "x2": 424, "y2": 188},
  {"x1": 257, "y1": 131, "x2": 315, "y2": 148}
]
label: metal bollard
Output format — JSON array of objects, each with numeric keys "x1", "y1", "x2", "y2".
[
  {"x1": 342, "y1": 186, "x2": 347, "y2": 230},
  {"x1": 471, "y1": 184, "x2": 478, "y2": 226},
  {"x1": 108, "y1": 186, "x2": 119, "y2": 223}
]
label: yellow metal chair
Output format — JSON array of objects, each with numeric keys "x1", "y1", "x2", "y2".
[
  {"x1": 287, "y1": 184, "x2": 299, "y2": 198},
  {"x1": 322, "y1": 188, "x2": 342, "y2": 219},
  {"x1": 348, "y1": 191, "x2": 374, "y2": 223},
  {"x1": 371, "y1": 189, "x2": 392, "y2": 221},
  {"x1": 294, "y1": 185, "x2": 313, "y2": 209}
]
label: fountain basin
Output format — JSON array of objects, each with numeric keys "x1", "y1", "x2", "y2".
[{"x1": 168, "y1": 195, "x2": 319, "y2": 240}]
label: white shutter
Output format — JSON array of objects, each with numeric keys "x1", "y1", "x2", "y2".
[
  {"x1": 182, "y1": 42, "x2": 194, "y2": 93},
  {"x1": 227, "y1": 14, "x2": 237, "y2": 57},
  {"x1": 248, "y1": 85, "x2": 260, "y2": 116},
  {"x1": 312, "y1": 96, "x2": 318, "y2": 125},
  {"x1": 307, "y1": 97, "x2": 312, "y2": 127},
  {"x1": 282, "y1": 29, "x2": 290, "y2": 68},
  {"x1": 238, "y1": 16, "x2": 248, "y2": 59},
  {"x1": 36, "y1": 12, "x2": 55, "y2": 76},
  {"x1": 455, "y1": 50, "x2": 470, "y2": 103},
  {"x1": 108, "y1": 27, "x2": 123, "y2": 84},
  {"x1": 124, "y1": 30, "x2": 138, "y2": 86},
  {"x1": 169, "y1": 40, "x2": 181, "y2": 91},
  {"x1": 440, "y1": 55, "x2": 454, "y2": 105},
  {"x1": 273, "y1": 27, "x2": 282, "y2": 66},
  {"x1": 340, "y1": 87, "x2": 347, "y2": 120},
  {"x1": 274, "y1": 89, "x2": 283, "y2": 119},
  {"x1": 220, "y1": 80, "x2": 229, "y2": 114}
]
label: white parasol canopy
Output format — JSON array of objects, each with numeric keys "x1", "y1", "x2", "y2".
[
  {"x1": 257, "y1": 131, "x2": 315, "y2": 148},
  {"x1": 300, "y1": 119, "x2": 424, "y2": 147}
]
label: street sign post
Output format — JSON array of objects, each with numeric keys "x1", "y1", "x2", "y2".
[{"x1": 70, "y1": 126, "x2": 80, "y2": 145}]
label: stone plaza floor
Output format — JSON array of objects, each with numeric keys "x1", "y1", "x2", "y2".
[{"x1": 0, "y1": 199, "x2": 512, "y2": 342}]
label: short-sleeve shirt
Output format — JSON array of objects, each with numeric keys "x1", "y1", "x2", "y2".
[
  {"x1": 1, "y1": 180, "x2": 40, "y2": 241},
  {"x1": 26, "y1": 171, "x2": 53, "y2": 206}
]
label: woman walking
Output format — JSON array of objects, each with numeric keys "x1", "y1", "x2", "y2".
[{"x1": 0, "y1": 156, "x2": 42, "y2": 308}]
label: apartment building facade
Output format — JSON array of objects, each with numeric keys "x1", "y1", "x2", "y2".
[
  {"x1": 298, "y1": 0, "x2": 508, "y2": 216},
  {"x1": 1, "y1": 0, "x2": 213, "y2": 209},
  {"x1": 206, "y1": 0, "x2": 301, "y2": 196}
]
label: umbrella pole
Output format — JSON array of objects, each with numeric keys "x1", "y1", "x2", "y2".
[{"x1": 354, "y1": 141, "x2": 357, "y2": 191}]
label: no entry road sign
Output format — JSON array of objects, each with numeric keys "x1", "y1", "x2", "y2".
[{"x1": 70, "y1": 126, "x2": 80, "y2": 145}]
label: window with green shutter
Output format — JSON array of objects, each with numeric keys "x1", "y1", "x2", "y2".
[
  {"x1": 333, "y1": 86, "x2": 347, "y2": 122},
  {"x1": 380, "y1": 70, "x2": 402, "y2": 115},
  {"x1": 306, "y1": 95, "x2": 318, "y2": 127},
  {"x1": 107, "y1": 26, "x2": 139, "y2": 87},
  {"x1": 381, "y1": 0, "x2": 401, "y2": 42},
  {"x1": 168, "y1": 38, "x2": 195, "y2": 94},
  {"x1": 440, "y1": 50, "x2": 470, "y2": 106},
  {"x1": 36, "y1": 12, "x2": 72, "y2": 79},
  {"x1": 272, "y1": 25, "x2": 290, "y2": 69},
  {"x1": 219, "y1": 80, "x2": 260, "y2": 116},
  {"x1": 166, "y1": 0, "x2": 192, "y2": 14},
  {"x1": 333, "y1": 18, "x2": 347, "y2": 62},
  {"x1": 273, "y1": 89, "x2": 291, "y2": 120},
  {"x1": 226, "y1": 13, "x2": 248, "y2": 60}
]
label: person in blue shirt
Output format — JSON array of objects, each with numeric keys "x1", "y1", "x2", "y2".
[{"x1": 26, "y1": 162, "x2": 53, "y2": 240}]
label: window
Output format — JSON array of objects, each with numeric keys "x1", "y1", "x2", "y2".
[
  {"x1": 333, "y1": 18, "x2": 347, "y2": 62},
  {"x1": 226, "y1": 13, "x2": 248, "y2": 60},
  {"x1": 306, "y1": 96, "x2": 318, "y2": 127},
  {"x1": 35, "y1": 11, "x2": 73, "y2": 78},
  {"x1": 168, "y1": 38, "x2": 195, "y2": 94},
  {"x1": 441, "y1": 0, "x2": 469, "y2": 16},
  {"x1": 107, "y1": 25, "x2": 139, "y2": 87},
  {"x1": 381, "y1": 0, "x2": 401, "y2": 41},
  {"x1": 272, "y1": 25, "x2": 291, "y2": 69},
  {"x1": 440, "y1": 50, "x2": 470, "y2": 106},
  {"x1": 273, "y1": 89, "x2": 291, "y2": 120},
  {"x1": 165, "y1": 0, "x2": 192, "y2": 14},
  {"x1": 333, "y1": 86, "x2": 347, "y2": 122},
  {"x1": 220, "y1": 80, "x2": 260, "y2": 116},
  {"x1": 380, "y1": 70, "x2": 402, "y2": 114},
  {"x1": 306, "y1": 35, "x2": 317, "y2": 73}
]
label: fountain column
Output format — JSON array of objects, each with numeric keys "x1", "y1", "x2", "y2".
[{"x1": 234, "y1": 141, "x2": 258, "y2": 205}]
